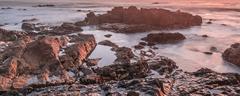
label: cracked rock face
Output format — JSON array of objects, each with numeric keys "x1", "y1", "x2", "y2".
[
  {"x1": 0, "y1": 33, "x2": 96, "y2": 91},
  {"x1": 222, "y1": 43, "x2": 240, "y2": 66}
]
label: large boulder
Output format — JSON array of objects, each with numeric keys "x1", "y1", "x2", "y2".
[
  {"x1": 22, "y1": 36, "x2": 62, "y2": 74},
  {"x1": 141, "y1": 32, "x2": 186, "y2": 44},
  {"x1": 222, "y1": 43, "x2": 240, "y2": 66}
]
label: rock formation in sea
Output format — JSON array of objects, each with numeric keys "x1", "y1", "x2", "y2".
[{"x1": 82, "y1": 6, "x2": 202, "y2": 33}]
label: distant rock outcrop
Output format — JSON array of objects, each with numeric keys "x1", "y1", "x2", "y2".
[{"x1": 83, "y1": 6, "x2": 202, "y2": 33}]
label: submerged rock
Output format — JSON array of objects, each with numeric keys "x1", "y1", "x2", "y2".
[
  {"x1": 98, "y1": 40, "x2": 119, "y2": 48},
  {"x1": 141, "y1": 32, "x2": 186, "y2": 44},
  {"x1": 222, "y1": 43, "x2": 240, "y2": 66},
  {"x1": 104, "y1": 34, "x2": 112, "y2": 38}
]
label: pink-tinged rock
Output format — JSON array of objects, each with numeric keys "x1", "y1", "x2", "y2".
[
  {"x1": 22, "y1": 36, "x2": 61, "y2": 73},
  {"x1": 63, "y1": 34, "x2": 96, "y2": 67},
  {"x1": 84, "y1": 6, "x2": 202, "y2": 32}
]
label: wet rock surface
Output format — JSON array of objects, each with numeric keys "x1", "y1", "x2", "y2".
[
  {"x1": 0, "y1": 27, "x2": 96, "y2": 91},
  {"x1": 142, "y1": 32, "x2": 186, "y2": 44},
  {"x1": 222, "y1": 43, "x2": 240, "y2": 66},
  {"x1": 83, "y1": 6, "x2": 202, "y2": 33}
]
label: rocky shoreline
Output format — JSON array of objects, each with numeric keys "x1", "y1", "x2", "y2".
[{"x1": 0, "y1": 6, "x2": 240, "y2": 96}]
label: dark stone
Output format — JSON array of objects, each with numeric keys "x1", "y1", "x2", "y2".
[
  {"x1": 104, "y1": 34, "x2": 112, "y2": 38},
  {"x1": 202, "y1": 35, "x2": 208, "y2": 37},
  {"x1": 203, "y1": 52, "x2": 213, "y2": 55},
  {"x1": 142, "y1": 33, "x2": 186, "y2": 44}
]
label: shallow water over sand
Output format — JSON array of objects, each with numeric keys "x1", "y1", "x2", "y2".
[{"x1": 0, "y1": 0, "x2": 240, "y2": 73}]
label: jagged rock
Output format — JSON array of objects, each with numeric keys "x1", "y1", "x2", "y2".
[
  {"x1": 141, "y1": 33, "x2": 186, "y2": 44},
  {"x1": 222, "y1": 43, "x2": 240, "y2": 66},
  {"x1": 62, "y1": 34, "x2": 96, "y2": 67},
  {"x1": 0, "y1": 34, "x2": 96, "y2": 90},
  {"x1": 84, "y1": 6, "x2": 202, "y2": 32},
  {"x1": 114, "y1": 47, "x2": 135, "y2": 64},
  {"x1": 22, "y1": 36, "x2": 62, "y2": 74}
]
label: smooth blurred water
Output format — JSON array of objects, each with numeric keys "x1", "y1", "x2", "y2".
[{"x1": 0, "y1": 0, "x2": 240, "y2": 73}]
